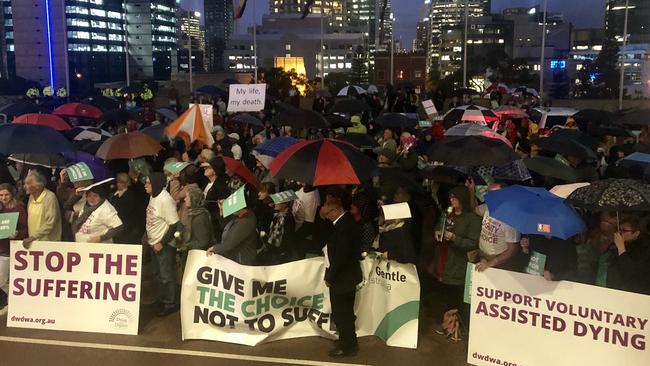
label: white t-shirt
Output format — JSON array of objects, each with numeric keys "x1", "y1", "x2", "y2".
[
  {"x1": 477, "y1": 204, "x2": 520, "y2": 256},
  {"x1": 146, "y1": 190, "x2": 180, "y2": 245},
  {"x1": 75, "y1": 200, "x2": 123, "y2": 243},
  {"x1": 292, "y1": 188, "x2": 320, "y2": 229}
]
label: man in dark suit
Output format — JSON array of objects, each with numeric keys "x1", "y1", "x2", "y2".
[{"x1": 321, "y1": 192, "x2": 362, "y2": 357}]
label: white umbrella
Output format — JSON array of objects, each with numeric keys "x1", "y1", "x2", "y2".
[
  {"x1": 337, "y1": 85, "x2": 366, "y2": 97},
  {"x1": 550, "y1": 183, "x2": 591, "y2": 199}
]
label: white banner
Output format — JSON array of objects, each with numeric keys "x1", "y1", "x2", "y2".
[
  {"x1": 8, "y1": 241, "x2": 142, "y2": 335},
  {"x1": 468, "y1": 269, "x2": 650, "y2": 366},
  {"x1": 181, "y1": 251, "x2": 419, "y2": 348},
  {"x1": 189, "y1": 103, "x2": 214, "y2": 133},
  {"x1": 227, "y1": 84, "x2": 266, "y2": 112}
]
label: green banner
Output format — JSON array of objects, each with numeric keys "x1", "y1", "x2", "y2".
[
  {"x1": 0, "y1": 212, "x2": 19, "y2": 239},
  {"x1": 67, "y1": 162, "x2": 94, "y2": 183},
  {"x1": 222, "y1": 186, "x2": 247, "y2": 217}
]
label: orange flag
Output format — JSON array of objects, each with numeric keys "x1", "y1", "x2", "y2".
[{"x1": 165, "y1": 105, "x2": 214, "y2": 147}]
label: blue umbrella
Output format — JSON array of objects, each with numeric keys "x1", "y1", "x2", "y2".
[
  {"x1": 0, "y1": 124, "x2": 76, "y2": 155},
  {"x1": 485, "y1": 185, "x2": 586, "y2": 240},
  {"x1": 254, "y1": 136, "x2": 299, "y2": 157},
  {"x1": 618, "y1": 152, "x2": 650, "y2": 169},
  {"x1": 62, "y1": 151, "x2": 113, "y2": 181}
]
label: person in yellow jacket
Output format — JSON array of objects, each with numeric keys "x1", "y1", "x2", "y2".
[{"x1": 346, "y1": 114, "x2": 367, "y2": 134}]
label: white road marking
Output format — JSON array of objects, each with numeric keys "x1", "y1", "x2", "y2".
[{"x1": 0, "y1": 336, "x2": 368, "y2": 366}]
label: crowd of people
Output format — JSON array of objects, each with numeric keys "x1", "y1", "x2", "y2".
[{"x1": 0, "y1": 82, "x2": 649, "y2": 358}]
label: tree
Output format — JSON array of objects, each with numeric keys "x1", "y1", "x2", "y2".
[
  {"x1": 348, "y1": 46, "x2": 368, "y2": 85},
  {"x1": 260, "y1": 67, "x2": 294, "y2": 99},
  {"x1": 592, "y1": 38, "x2": 620, "y2": 98}
]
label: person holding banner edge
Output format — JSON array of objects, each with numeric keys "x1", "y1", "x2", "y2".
[{"x1": 0, "y1": 183, "x2": 27, "y2": 315}]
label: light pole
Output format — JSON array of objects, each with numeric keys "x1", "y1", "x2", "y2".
[
  {"x1": 539, "y1": 0, "x2": 548, "y2": 101},
  {"x1": 252, "y1": 0, "x2": 258, "y2": 83},
  {"x1": 390, "y1": 12, "x2": 394, "y2": 85},
  {"x1": 618, "y1": 0, "x2": 630, "y2": 110},
  {"x1": 124, "y1": 0, "x2": 130, "y2": 87},
  {"x1": 320, "y1": 4, "x2": 325, "y2": 89},
  {"x1": 463, "y1": 0, "x2": 469, "y2": 88}
]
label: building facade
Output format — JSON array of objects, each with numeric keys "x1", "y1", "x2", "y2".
[
  {"x1": 178, "y1": 9, "x2": 205, "y2": 73},
  {"x1": 204, "y1": 0, "x2": 233, "y2": 72},
  {"x1": 605, "y1": 0, "x2": 650, "y2": 44},
  {"x1": 373, "y1": 51, "x2": 427, "y2": 94}
]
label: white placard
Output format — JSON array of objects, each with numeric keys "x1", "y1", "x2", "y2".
[
  {"x1": 381, "y1": 202, "x2": 412, "y2": 220},
  {"x1": 227, "y1": 84, "x2": 266, "y2": 112},
  {"x1": 189, "y1": 103, "x2": 214, "y2": 133},
  {"x1": 8, "y1": 241, "x2": 142, "y2": 335}
]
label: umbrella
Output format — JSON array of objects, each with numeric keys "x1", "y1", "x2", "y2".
[
  {"x1": 614, "y1": 109, "x2": 650, "y2": 126},
  {"x1": 166, "y1": 105, "x2": 214, "y2": 147},
  {"x1": 231, "y1": 113, "x2": 263, "y2": 127},
  {"x1": 315, "y1": 89, "x2": 332, "y2": 98},
  {"x1": 61, "y1": 151, "x2": 113, "y2": 181},
  {"x1": 567, "y1": 179, "x2": 650, "y2": 212},
  {"x1": 443, "y1": 105, "x2": 498, "y2": 128},
  {"x1": 13, "y1": 113, "x2": 71, "y2": 131},
  {"x1": 533, "y1": 136, "x2": 597, "y2": 160},
  {"x1": 328, "y1": 99, "x2": 369, "y2": 115},
  {"x1": 76, "y1": 140, "x2": 103, "y2": 155},
  {"x1": 194, "y1": 85, "x2": 228, "y2": 97},
  {"x1": 375, "y1": 113, "x2": 417, "y2": 128},
  {"x1": 222, "y1": 78, "x2": 239, "y2": 85},
  {"x1": 513, "y1": 86, "x2": 540, "y2": 97},
  {"x1": 324, "y1": 114, "x2": 352, "y2": 128},
  {"x1": 81, "y1": 96, "x2": 122, "y2": 112},
  {"x1": 66, "y1": 126, "x2": 112, "y2": 142},
  {"x1": 269, "y1": 139, "x2": 376, "y2": 186},
  {"x1": 493, "y1": 105, "x2": 528, "y2": 118},
  {"x1": 590, "y1": 125, "x2": 632, "y2": 137},
  {"x1": 223, "y1": 156, "x2": 258, "y2": 187},
  {"x1": 337, "y1": 85, "x2": 366, "y2": 97},
  {"x1": 272, "y1": 109, "x2": 330, "y2": 129},
  {"x1": 8, "y1": 153, "x2": 67, "y2": 169},
  {"x1": 336, "y1": 133, "x2": 379, "y2": 148},
  {"x1": 485, "y1": 83, "x2": 510, "y2": 94},
  {"x1": 0, "y1": 101, "x2": 49, "y2": 120},
  {"x1": 96, "y1": 131, "x2": 162, "y2": 160},
  {"x1": 549, "y1": 183, "x2": 591, "y2": 199},
  {"x1": 548, "y1": 128, "x2": 600, "y2": 151},
  {"x1": 367, "y1": 85, "x2": 379, "y2": 94},
  {"x1": 377, "y1": 167, "x2": 424, "y2": 195},
  {"x1": 141, "y1": 124, "x2": 167, "y2": 142},
  {"x1": 617, "y1": 152, "x2": 650, "y2": 169},
  {"x1": 254, "y1": 136, "x2": 300, "y2": 157},
  {"x1": 428, "y1": 135, "x2": 519, "y2": 167},
  {"x1": 155, "y1": 108, "x2": 178, "y2": 121},
  {"x1": 485, "y1": 185, "x2": 587, "y2": 240},
  {"x1": 101, "y1": 109, "x2": 139, "y2": 125},
  {"x1": 421, "y1": 165, "x2": 469, "y2": 185},
  {"x1": 0, "y1": 124, "x2": 76, "y2": 155},
  {"x1": 444, "y1": 123, "x2": 512, "y2": 148},
  {"x1": 523, "y1": 157, "x2": 579, "y2": 183},
  {"x1": 53, "y1": 103, "x2": 103, "y2": 119},
  {"x1": 572, "y1": 109, "x2": 613, "y2": 125}
]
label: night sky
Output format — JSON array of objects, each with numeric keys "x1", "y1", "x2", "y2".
[{"x1": 183, "y1": 0, "x2": 606, "y2": 49}]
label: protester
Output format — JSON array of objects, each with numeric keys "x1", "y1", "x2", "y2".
[
  {"x1": 144, "y1": 172, "x2": 181, "y2": 316},
  {"x1": 23, "y1": 170, "x2": 62, "y2": 247},
  {"x1": 255, "y1": 182, "x2": 276, "y2": 235},
  {"x1": 72, "y1": 181, "x2": 123, "y2": 243},
  {"x1": 110, "y1": 173, "x2": 145, "y2": 244},
  {"x1": 346, "y1": 115, "x2": 367, "y2": 134},
  {"x1": 606, "y1": 216, "x2": 650, "y2": 295},
  {"x1": 179, "y1": 186, "x2": 213, "y2": 269},
  {"x1": 207, "y1": 206, "x2": 258, "y2": 265},
  {"x1": 0, "y1": 183, "x2": 28, "y2": 314},
  {"x1": 260, "y1": 195, "x2": 296, "y2": 264}
]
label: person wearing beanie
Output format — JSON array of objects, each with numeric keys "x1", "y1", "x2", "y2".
[{"x1": 144, "y1": 172, "x2": 182, "y2": 316}]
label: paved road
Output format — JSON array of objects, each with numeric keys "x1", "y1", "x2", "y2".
[{"x1": 0, "y1": 298, "x2": 470, "y2": 366}]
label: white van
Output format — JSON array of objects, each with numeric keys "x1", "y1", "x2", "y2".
[{"x1": 529, "y1": 107, "x2": 579, "y2": 129}]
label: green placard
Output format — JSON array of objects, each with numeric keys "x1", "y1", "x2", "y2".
[
  {"x1": 270, "y1": 190, "x2": 297, "y2": 204},
  {"x1": 67, "y1": 162, "x2": 94, "y2": 183},
  {"x1": 222, "y1": 186, "x2": 247, "y2": 218},
  {"x1": 164, "y1": 161, "x2": 191, "y2": 174},
  {"x1": 525, "y1": 251, "x2": 547, "y2": 276},
  {"x1": 464, "y1": 262, "x2": 475, "y2": 304},
  {"x1": 0, "y1": 212, "x2": 19, "y2": 239}
]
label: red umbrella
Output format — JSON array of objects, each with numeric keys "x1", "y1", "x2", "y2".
[
  {"x1": 13, "y1": 113, "x2": 71, "y2": 131},
  {"x1": 493, "y1": 105, "x2": 528, "y2": 119},
  {"x1": 95, "y1": 131, "x2": 162, "y2": 160},
  {"x1": 53, "y1": 103, "x2": 103, "y2": 119},
  {"x1": 269, "y1": 139, "x2": 376, "y2": 186},
  {"x1": 222, "y1": 156, "x2": 259, "y2": 187}
]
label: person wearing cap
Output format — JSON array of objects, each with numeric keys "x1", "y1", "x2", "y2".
[
  {"x1": 228, "y1": 133, "x2": 243, "y2": 160},
  {"x1": 72, "y1": 180, "x2": 123, "y2": 243},
  {"x1": 144, "y1": 172, "x2": 181, "y2": 316},
  {"x1": 260, "y1": 190, "x2": 296, "y2": 265}
]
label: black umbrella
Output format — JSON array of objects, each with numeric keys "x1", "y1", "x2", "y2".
[
  {"x1": 428, "y1": 136, "x2": 519, "y2": 167},
  {"x1": 81, "y1": 96, "x2": 122, "y2": 112},
  {"x1": 329, "y1": 99, "x2": 369, "y2": 115},
  {"x1": 195, "y1": 85, "x2": 228, "y2": 97},
  {"x1": 336, "y1": 133, "x2": 378, "y2": 148},
  {"x1": 549, "y1": 128, "x2": 600, "y2": 151},
  {"x1": 141, "y1": 124, "x2": 167, "y2": 142},
  {"x1": 567, "y1": 179, "x2": 650, "y2": 212},
  {"x1": 231, "y1": 113, "x2": 263, "y2": 126},
  {"x1": 443, "y1": 105, "x2": 498, "y2": 128},
  {"x1": 272, "y1": 105, "x2": 330, "y2": 129},
  {"x1": 533, "y1": 136, "x2": 597, "y2": 160},
  {"x1": 0, "y1": 124, "x2": 76, "y2": 155},
  {"x1": 572, "y1": 109, "x2": 613, "y2": 125},
  {"x1": 375, "y1": 113, "x2": 417, "y2": 128},
  {"x1": 78, "y1": 140, "x2": 104, "y2": 155},
  {"x1": 8, "y1": 153, "x2": 68, "y2": 169},
  {"x1": 0, "y1": 100, "x2": 49, "y2": 120},
  {"x1": 589, "y1": 125, "x2": 632, "y2": 138},
  {"x1": 523, "y1": 157, "x2": 579, "y2": 183},
  {"x1": 614, "y1": 109, "x2": 650, "y2": 126},
  {"x1": 101, "y1": 109, "x2": 140, "y2": 125},
  {"x1": 325, "y1": 114, "x2": 352, "y2": 128},
  {"x1": 421, "y1": 165, "x2": 469, "y2": 185}
]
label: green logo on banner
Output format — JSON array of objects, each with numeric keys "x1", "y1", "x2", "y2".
[
  {"x1": 0, "y1": 212, "x2": 19, "y2": 239},
  {"x1": 525, "y1": 251, "x2": 547, "y2": 276},
  {"x1": 67, "y1": 162, "x2": 94, "y2": 183},
  {"x1": 222, "y1": 186, "x2": 247, "y2": 218}
]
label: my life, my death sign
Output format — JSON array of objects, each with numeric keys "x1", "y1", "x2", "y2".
[{"x1": 227, "y1": 84, "x2": 266, "y2": 112}]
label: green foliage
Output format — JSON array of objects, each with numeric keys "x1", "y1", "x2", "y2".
[
  {"x1": 324, "y1": 72, "x2": 349, "y2": 95},
  {"x1": 593, "y1": 38, "x2": 620, "y2": 98}
]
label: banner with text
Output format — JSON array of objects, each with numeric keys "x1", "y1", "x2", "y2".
[
  {"x1": 468, "y1": 269, "x2": 650, "y2": 366},
  {"x1": 8, "y1": 241, "x2": 142, "y2": 335},
  {"x1": 181, "y1": 251, "x2": 419, "y2": 348},
  {"x1": 227, "y1": 84, "x2": 266, "y2": 112}
]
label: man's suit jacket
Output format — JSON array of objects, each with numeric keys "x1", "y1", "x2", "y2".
[{"x1": 325, "y1": 212, "x2": 362, "y2": 294}]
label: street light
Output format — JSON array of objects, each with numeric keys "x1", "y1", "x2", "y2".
[
  {"x1": 539, "y1": 0, "x2": 548, "y2": 101},
  {"x1": 618, "y1": 0, "x2": 630, "y2": 110},
  {"x1": 463, "y1": 0, "x2": 469, "y2": 88}
]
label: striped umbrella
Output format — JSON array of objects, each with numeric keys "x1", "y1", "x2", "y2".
[
  {"x1": 493, "y1": 105, "x2": 528, "y2": 118},
  {"x1": 165, "y1": 105, "x2": 214, "y2": 147},
  {"x1": 337, "y1": 85, "x2": 366, "y2": 97},
  {"x1": 444, "y1": 123, "x2": 512, "y2": 148},
  {"x1": 269, "y1": 139, "x2": 376, "y2": 186},
  {"x1": 443, "y1": 105, "x2": 498, "y2": 127},
  {"x1": 66, "y1": 126, "x2": 112, "y2": 142},
  {"x1": 13, "y1": 113, "x2": 71, "y2": 131}
]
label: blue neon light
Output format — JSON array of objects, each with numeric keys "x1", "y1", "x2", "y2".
[
  {"x1": 44, "y1": 0, "x2": 55, "y2": 88},
  {"x1": 550, "y1": 60, "x2": 566, "y2": 70}
]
